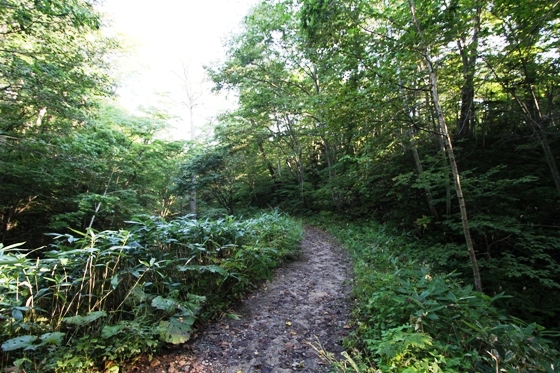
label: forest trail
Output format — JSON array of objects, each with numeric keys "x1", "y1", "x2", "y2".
[{"x1": 127, "y1": 226, "x2": 353, "y2": 373}]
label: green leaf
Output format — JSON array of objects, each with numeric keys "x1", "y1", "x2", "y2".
[
  {"x1": 63, "y1": 310, "x2": 107, "y2": 326},
  {"x1": 176, "y1": 264, "x2": 229, "y2": 277},
  {"x1": 0, "y1": 242, "x2": 26, "y2": 251},
  {"x1": 1, "y1": 335, "x2": 39, "y2": 352},
  {"x1": 101, "y1": 323, "x2": 127, "y2": 338},
  {"x1": 12, "y1": 308, "x2": 24, "y2": 321},
  {"x1": 0, "y1": 256, "x2": 23, "y2": 265},
  {"x1": 151, "y1": 296, "x2": 179, "y2": 313},
  {"x1": 111, "y1": 275, "x2": 120, "y2": 289},
  {"x1": 39, "y1": 332, "x2": 65, "y2": 346},
  {"x1": 157, "y1": 316, "x2": 196, "y2": 344}
]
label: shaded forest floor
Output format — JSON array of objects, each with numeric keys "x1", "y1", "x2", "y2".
[{"x1": 127, "y1": 226, "x2": 353, "y2": 373}]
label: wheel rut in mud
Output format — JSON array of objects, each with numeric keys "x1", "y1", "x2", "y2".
[{"x1": 128, "y1": 226, "x2": 353, "y2": 373}]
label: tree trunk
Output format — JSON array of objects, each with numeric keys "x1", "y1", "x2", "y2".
[
  {"x1": 310, "y1": 64, "x2": 340, "y2": 208},
  {"x1": 515, "y1": 84, "x2": 560, "y2": 198},
  {"x1": 409, "y1": 0, "x2": 483, "y2": 292},
  {"x1": 482, "y1": 39, "x2": 560, "y2": 198},
  {"x1": 189, "y1": 105, "x2": 197, "y2": 217},
  {"x1": 399, "y1": 68, "x2": 439, "y2": 219},
  {"x1": 427, "y1": 60, "x2": 483, "y2": 292},
  {"x1": 426, "y1": 90, "x2": 452, "y2": 215},
  {"x1": 410, "y1": 127, "x2": 439, "y2": 219},
  {"x1": 536, "y1": 128, "x2": 560, "y2": 197},
  {"x1": 257, "y1": 139, "x2": 276, "y2": 180},
  {"x1": 457, "y1": 14, "x2": 479, "y2": 138}
]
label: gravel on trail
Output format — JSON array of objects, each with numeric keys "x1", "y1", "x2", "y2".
[{"x1": 127, "y1": 226, "x2": 353, "y2": 373}]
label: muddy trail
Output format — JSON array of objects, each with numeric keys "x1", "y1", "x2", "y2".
[{"x1": 127, "y1": 226, "x2": 353, "y2": 373}]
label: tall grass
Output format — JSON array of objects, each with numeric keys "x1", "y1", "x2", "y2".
[{"x1": 1, "y1": 211, "x2": 302, "y2": 372}]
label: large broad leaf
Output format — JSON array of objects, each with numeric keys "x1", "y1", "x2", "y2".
[
  {"x1": 63, "y1": 310, "x2": 107, "y2": 326},
  {"x1": 101, "y1": 323, "x2": 128, "y2": 339},
  {"x1": 151, "y1": 296, "x2": 179, "y2": 313},
  {"x1": 1, "y1": 335, "x2": 39, "y2": 351},
  {"x1": 39, "y1": 332, "x2": 65, "y2": 346},
  {"x1": 157, "y1": 316, "x2": 196, "y2": 344}
]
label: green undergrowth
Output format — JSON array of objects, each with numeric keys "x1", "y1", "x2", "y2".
[
  {"x1": 311, "y1": 216, "x2": 559, "y2": 373},
  {"x1": 0, "y1": 211, "x2": 303, "y2": 373}
]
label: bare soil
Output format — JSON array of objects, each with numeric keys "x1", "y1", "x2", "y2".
[{"x1": 126, "y1": 226, "x2": 353, "y2": 373}]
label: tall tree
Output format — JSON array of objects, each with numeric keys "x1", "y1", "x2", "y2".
[
  {"x1": 0, "y1": 0, "x2": 115, "y2": 134},
  {"x1": 176, "y1": 62, "x2": 203, "y2": 216},
  {"x1": 483, "y1": 0, "x2": 560, "y2": 197},
  {"x1": 301, "y1": 0, "x2": 484, "y2": 290},
  {"x1": 408, "y1": 0, "x2": 482, "y2": 291}
]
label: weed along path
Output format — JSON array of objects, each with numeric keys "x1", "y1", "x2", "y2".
[{"x1": 127, "y1": 226, "x2": 353, "y2": 373}]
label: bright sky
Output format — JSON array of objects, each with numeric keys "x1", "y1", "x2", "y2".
[{"x1": 99, "y1": 0, "x2": 258, "y2": 139}]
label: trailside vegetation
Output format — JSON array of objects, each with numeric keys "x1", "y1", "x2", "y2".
[
  {"x1": 0, "y1": 211, "x2": 303, "y2": 372},
  {"x1": 314, "y1": 216, "x2": 559, "y2": 372}
]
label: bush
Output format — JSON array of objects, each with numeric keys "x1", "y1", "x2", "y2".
[
  {"x1": 323, "y1": 220, "x2": 559, "y2": 373},
  {"x1": 0, "y1": 211, "x2": 302, "y2": 372}
]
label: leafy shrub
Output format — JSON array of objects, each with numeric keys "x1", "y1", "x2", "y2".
[
  {"x1": 321, "y1": 220, "x2": 559, "y2": 373},
  {"x1": 0, "y1": 211, "x2": 302, "y2": 372}
]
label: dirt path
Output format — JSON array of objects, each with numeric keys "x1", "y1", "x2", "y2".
[{"x1": 127, "y1": 226, "x2": 353, "y2": 373}]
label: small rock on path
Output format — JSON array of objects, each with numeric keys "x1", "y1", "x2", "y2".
[{"x1": 127, "y1": 226, "x2": 353, "y2": 373}]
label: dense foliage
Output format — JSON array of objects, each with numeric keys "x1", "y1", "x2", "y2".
[
  {"x1": 190, "y1": 0, "x2": 560, "y2": 332},
  {"x1": 3, "y1": 0, "x2": 560, "y2": 371},
  {"x1": 317, "y1": 217, "x2": 559, "y2": 372},
  {"x1": 0, "y1": 0, "x2": 114, "y2": 133},
  {"x1": 0, "y1": 211, "x2": 303, "y2": 372},
  {"x1": 1, "y1": 100, "x2": 188, "y2": 248}
]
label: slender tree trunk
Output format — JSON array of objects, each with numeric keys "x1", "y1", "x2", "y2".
[
  {"x1": 322, "y1": 136, "x2": 342, "y2": 209},
  {"x1": 409, "y1": 0, "x2": 483, "y2": 292},
  {"x1": 178, "y1": 62, "x2": 202, "y2": 217},
  {"x1": 258, "y1": 140, "x2": 276, "y2": 179},
  {"x1": 284, "y1": 115, "x2": 306, "y2": 205},
  {"x1": 458, "y1": 57, "x2": 476, "y2": 137},
  {"x1": 399, "y1": 69, "x2": 439, "y2": 219},
  {"x1": 410, "y1": 128, "x2": 439, "y2": 219},
  {"x1": 483, "y1": 46, "x2": 560, "y2": 198},
  {"x1": 427, "y1": 90, "x2": 452, "y2": 215},
  {"x1": 310, "y1": 64, "x2": 341, "y2": 208},
  {"x1": 189, "y1": 102, "x2": 197, "y2": 216},
  {"x1": 536, "y1": 128, "x2": 560, "y2": 197},
  {"x1": 88, "y1": 170, "x2": 115, "y2": 229},
  {"x1": 507, "y1": 83, "x2": 560, "y2": 197},
  {"x1": 457, "y1": 21, "x2": 479, "y2": 137},
  {"x1": 427, "y1": 60, "x2": 482, "y2": 292},
  {"x1": 515, "y1": 86, "x2": 560, "y2": 197}
]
